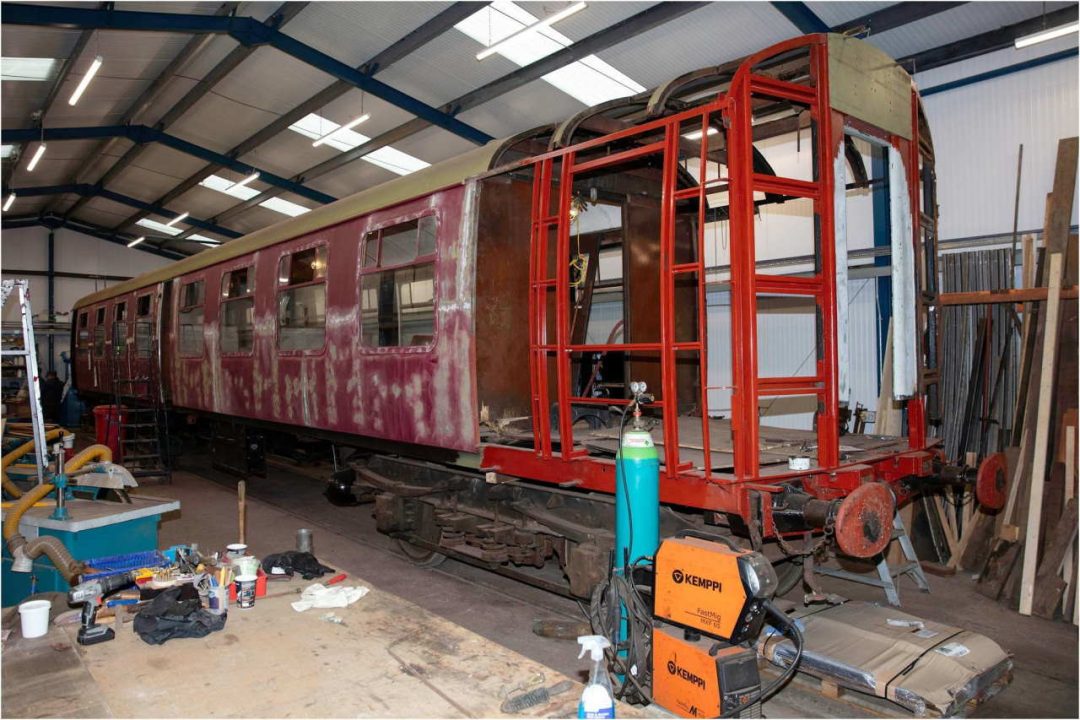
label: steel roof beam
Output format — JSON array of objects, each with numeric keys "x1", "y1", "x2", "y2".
[
  {"x1": 2, "y1": 124, "x2": 336, "y2": 204},
  {"x1": 179, "y1": 1, "x2": 706, "y2": 234},
  {"x1": 832, "y1": 2, "x2": 967, "y2": 36},
  {"x1": 3, "y1": 3, "x2": 493, "y2": 145},
  {"x1": 61, "y1": 2, "x2": 305, "y2": 220},
  {"x1": 2, "y1": 214, "x2": 188, "y2": 259},
  {"x1": 898, "y1": 5, "x2": 1079, "y2": 73},
  {"x1": 41, "y1": 2, "x2": 239, "y2": 216},
  {"x1": 8, "y1": 184, "x2": 243, "y2": 239},
  {"x1": 771, "y1": 2, "x2": 829, "y2": 34},
  {"x1": 109, "y1": 2, "x2": 484, "y2": 235}
]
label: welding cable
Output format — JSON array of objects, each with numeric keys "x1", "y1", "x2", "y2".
[
  {"x1": 719, "y1": 600, "x2": 805, "y2": 718},
  {"x1": 587, "y1": 566, "x2": 654, "y2": 705}
]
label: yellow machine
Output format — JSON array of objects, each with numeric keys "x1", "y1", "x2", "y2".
[{"x1": 650, "y1": 534, "x2": 803, "y2": 718}]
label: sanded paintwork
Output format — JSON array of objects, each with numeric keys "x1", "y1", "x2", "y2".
[{"x1": 155, "y1": 184, "x2": 480, "y2": 453}]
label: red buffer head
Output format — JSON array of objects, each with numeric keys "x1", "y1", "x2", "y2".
[
  {"x1": 976, "y1": 452, "x2": 1008, "y2": 511},
  {"x1": 833, "y1": 482, "x2": 895, "y2": 558}
]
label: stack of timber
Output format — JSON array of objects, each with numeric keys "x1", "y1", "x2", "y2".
[{"x1": 956, "y1": 137, "x2": 1079, "y2": 622}]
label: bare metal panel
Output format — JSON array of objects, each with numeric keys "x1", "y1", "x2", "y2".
[{"x1": 828, "y1": 34, "x2": 913, "y2": 141}]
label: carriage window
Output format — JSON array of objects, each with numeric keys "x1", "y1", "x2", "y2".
[
  {"x1": 277, "y1": 246, "x2": 327, "y2": 351},
  {"x1": 179, "y1": 280, "x2": 205, "y2": 357},
  {"x1": 221, "y1": 268, "x2": 254, "y2": 353},
  {"x1": 113, "y1": 302, "x2": 127, "y2": 355},
  {"x1": 96, "y1": 307, "x2": 106, "y2": 325},
  {"x1": 135, "y1": 294, "x2": 152, "y2": 357},
  {"x1": 77, "y1": 311, "x2": 89, "y2": 350},
  {"x1": 360, "y1": 216, "x2": 437, "y2": 348}
]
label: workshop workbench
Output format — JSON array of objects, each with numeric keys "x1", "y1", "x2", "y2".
[{"x1": 1, "y1": 495, "x2": 180, "y2": 606}]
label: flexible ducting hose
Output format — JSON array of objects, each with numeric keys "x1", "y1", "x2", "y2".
[
  {"x1": 3, "y1": 444, "x2": 112, "y2": 583},
  {"x1": 2, "y1": 429, "x2": 68, "y2": 498}
]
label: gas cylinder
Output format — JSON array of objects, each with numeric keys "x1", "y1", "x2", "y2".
[{"x1": 614, "y1": 383, "x2": 660, "y2": 571}]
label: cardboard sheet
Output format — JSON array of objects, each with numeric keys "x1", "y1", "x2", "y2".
[{"x1": 759, "y1": 601, "x2": 1013, "y2": 717}]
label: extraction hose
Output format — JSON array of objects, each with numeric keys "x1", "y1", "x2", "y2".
[
  {"x1": 2, "y1": 444, "x2": 112, "y2": 583},
  {"x1": 2, "y1": 428, "x2": 67, "y2": 498}
]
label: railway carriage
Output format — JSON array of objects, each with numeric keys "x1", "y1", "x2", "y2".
[{"x1": 73, "y1": 34, "x2": 964, "y2": 596}]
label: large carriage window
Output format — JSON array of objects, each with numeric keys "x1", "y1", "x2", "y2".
[
  {"x1": 221, "y1": 268, "x2": 254, "y2": 353},
  {"x1": 135, "y1": 294, "x2": 152, "y2": 358},
  {"x1": 178, "y1": 280, "x2": 205, "y2": 356},
  {"x1": 360, "y1": 216, "x2": 437, "y2": 348},
  {"x1": 77, "y1": 311, "x2": 89, "y2": 352},
  {"x1": 93, "y1": 307, "x2": 106, "y2": 358},
  {"x1": 113, "y1": 302, "x2": 127, "y2": 355},
  {"x1": 277, "y1": 246, "x2": 327, "y2": 351}
]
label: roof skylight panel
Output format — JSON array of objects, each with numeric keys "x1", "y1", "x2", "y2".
[
  {"x1": 1, "y1": 57, "x2": 60, "y2": 82},
  {"x1": 200, "y1": 174, "x2": 311, "y2": 217},
  {"x1": 455, "y1": 2, "x2": 645, "y2": 106},
  {"x1": 135, "y1": 218, "x2": 219, "y2": 245},
  {"x1": 288, "y1": 114, "x2": 431, "y2": 176}
]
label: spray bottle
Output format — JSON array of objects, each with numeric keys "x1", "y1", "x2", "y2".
[{"x1": 577, "y1": 635, "x2": 614, "y2": 718}]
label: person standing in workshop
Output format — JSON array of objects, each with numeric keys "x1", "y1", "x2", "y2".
[{"x1": 40, "y1": 370, "x2": 64, "y2": 423}]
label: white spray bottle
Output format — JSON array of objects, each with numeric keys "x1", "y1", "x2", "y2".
[{"x1": 577, "y1": 635, "x2": 614, "y2": 719}]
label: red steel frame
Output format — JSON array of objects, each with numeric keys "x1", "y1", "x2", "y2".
[{"x1": 485, "y1": 35, "x2": 939, "y2": 531}]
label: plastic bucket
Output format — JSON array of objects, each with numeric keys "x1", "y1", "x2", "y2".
[
  {"x1": 232, "y1": 556, "x2": 259, "y2": 577},
  {"x1": 18, "y1": 600, "x2": 51, "y2": 638},
  {"x1": 235, "y1": 575, "x2": 257, "y2": 609}
]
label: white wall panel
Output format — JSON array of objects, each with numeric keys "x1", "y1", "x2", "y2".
[
  {"x1": 1, "y1": 226, "x2": 173, "y2": 374},
  {"x1": 917, "y1": 50, "x2": 1079, "y2": 240}
]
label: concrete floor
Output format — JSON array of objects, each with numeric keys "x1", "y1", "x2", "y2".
[
  {"x1": 171, "y1": 454, "x2": 1078, "y2": 718},
  {"x1": 3, "y1": 453, "x2": 1076, "y2": 718}
]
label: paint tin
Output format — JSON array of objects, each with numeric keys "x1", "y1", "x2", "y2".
[
  {"x1": 235, "y1": 574, "x2": 257, "y2": 609},
  {"x1": 226, "y1": 543, "x2": 247, "y2": 560},
  {"x1": 296, "y1": 528, "x2": 313, "y2": 554},
  {"x1": 208, "y1": 585, "x2": 228, "y2": 615}
]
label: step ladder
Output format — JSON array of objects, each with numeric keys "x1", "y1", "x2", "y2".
[
  {"x1": 814, "y1": 510, "x2": 930, "y2": 606},
  {"x1": 0, "y1": 279, "x2": 49, "y2": 486},
  {"x1": 107, "y1": 329, "x2": 171, "y2": 483}
]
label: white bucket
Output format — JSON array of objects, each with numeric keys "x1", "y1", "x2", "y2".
[{"x1": 18, "y1": 599, "x2": 51, "y2": 638}]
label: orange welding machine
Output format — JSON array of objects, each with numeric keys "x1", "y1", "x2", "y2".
[{"x1": 650, "y1": 533, "x2": 804, "y2": 718}]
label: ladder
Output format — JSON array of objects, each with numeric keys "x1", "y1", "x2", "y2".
[
  {"x1": 0, "y1": 279, "x2": 49, "y2": 485},
  {"x1": 107, "y1": 324, "x2": 171, "y2": 483}
]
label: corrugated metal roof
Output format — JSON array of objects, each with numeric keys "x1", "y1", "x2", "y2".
[{"x1": 3, "y1": 1, "x2": 1076, "y2": 258}]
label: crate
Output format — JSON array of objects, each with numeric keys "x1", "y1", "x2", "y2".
[{"x1": 82, "y1": 549, "x2": 168, "y2": 580}]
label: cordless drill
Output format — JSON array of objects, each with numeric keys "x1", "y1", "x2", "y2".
[{"x1": 68, "y1": 570, "x2": 137, "y2": 645}]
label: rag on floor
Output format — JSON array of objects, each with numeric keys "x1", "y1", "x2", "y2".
[{"x1": 291, "y1": 582, "x2": 369, "y2": 612}]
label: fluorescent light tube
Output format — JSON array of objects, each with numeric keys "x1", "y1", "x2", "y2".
[
  {"x1": 26, "y1": 143, "x2": 46, "y2": 171},
  {"x1": 476, "y1": 1, "x2": 586, "y2": 60},
  {"x1": 1015, "y1": 22, "x2": 1079, "y2": 48},
  {"x1": 165, "y1": 211, "x2": 189, "y2": 227},
  {"x1": 683, "y1": 127, "x2": 720, "y2": 141},
  {"x1": 68, "y1": 55, "x2": 103, "y2": 106},
  {"x1": 3, "y1": 193, "x2": 15, "y2": 212},
  {"x1": 312, "y1": 114, "x2": 371, "y2": 147},
  {"x1": 232, "y1": 171, "x2": 259, "y2": 189},
  {"x1": 127, "y1": 236, "x2": 145, "y2": 248}
]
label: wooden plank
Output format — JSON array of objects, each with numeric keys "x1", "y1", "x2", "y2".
[
  {"x1": 1023, "y1": 234, "x2": 1035, "y2": 293},
  {"x1": 939, "y1": 285, "x2": 1078, "y2": 306},
  {"x1": 1064, "y1": 426, "x2": 1076, "y2": 618},
  {"x1": 1032, "y1": 498, "x2": 1078, "y2": 619},
  {"x1": 1019, "y1": 252, "x2": 1065, "y2": 615},
  {"x1": 958, "y1": 509, "x2": 995, "y2": 572},
  {"x1": 977, "y1": 540, "x2": 1020, "y2": 601},
  {"x1": 1044, "y1": 138, "x2": 1079, "y2": 255}
]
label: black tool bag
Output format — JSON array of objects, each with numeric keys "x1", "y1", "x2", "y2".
[
  {"x1": 261, "y1": 551, "x2": 335, "y2": 580},
  {"x1": 133, "y1": 584, "x2": 226, "y2": 645}
]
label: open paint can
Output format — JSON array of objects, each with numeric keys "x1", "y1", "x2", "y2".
[{"x1": 235, "y1": 574, "x2": 257, "y2": 608}]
